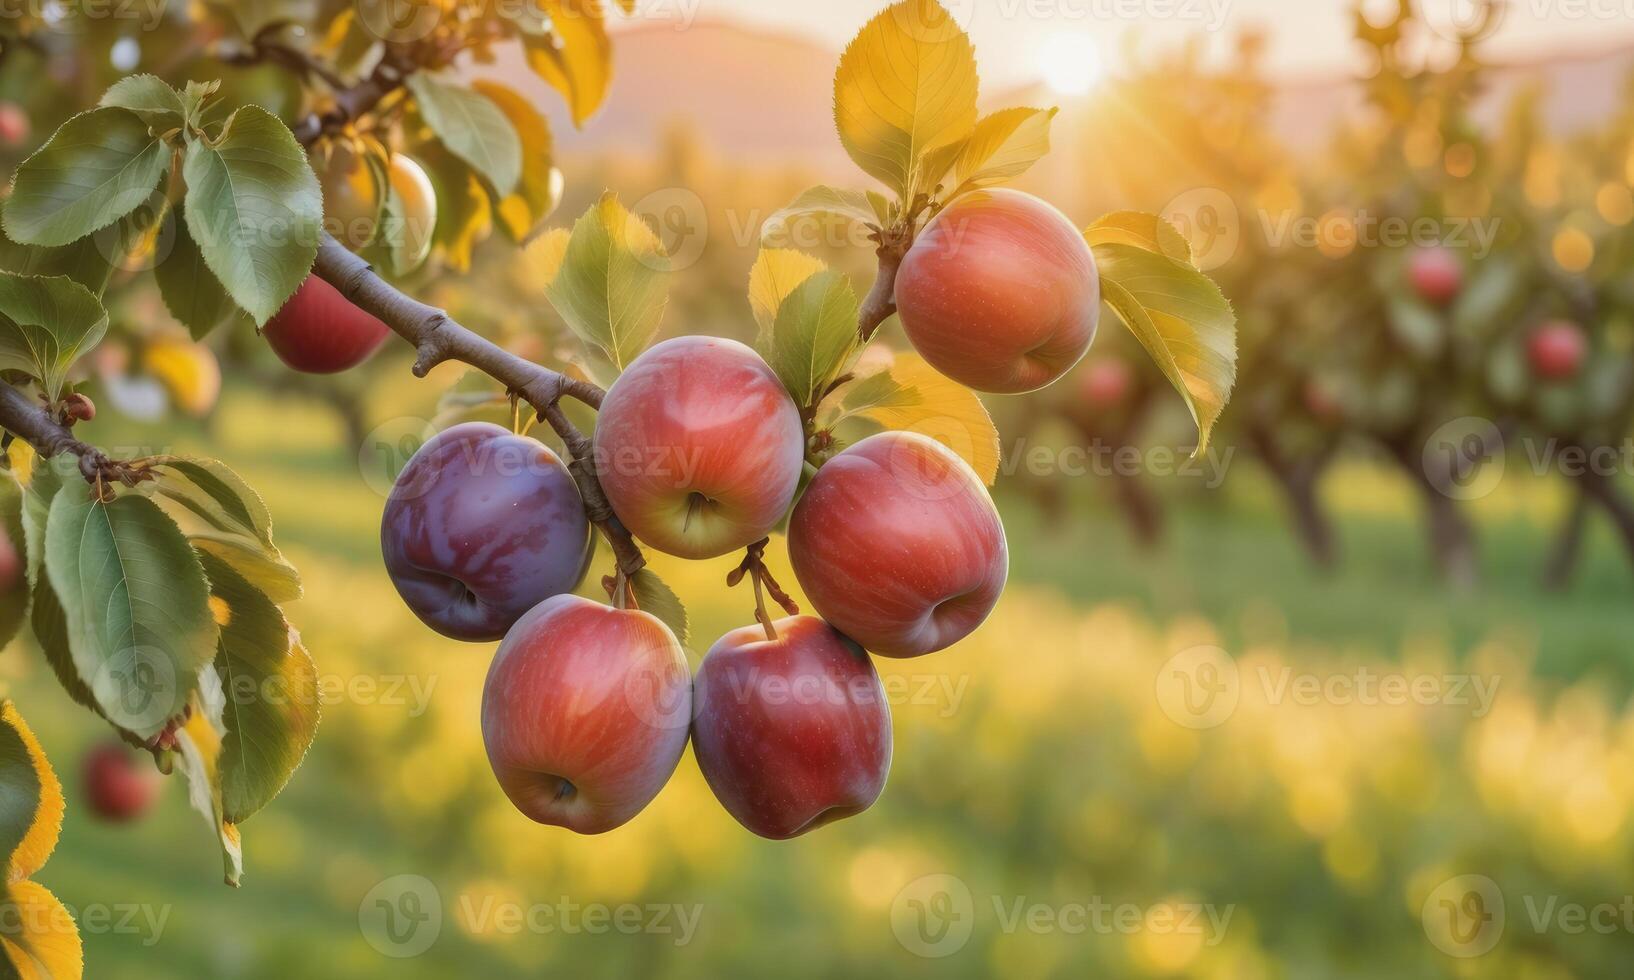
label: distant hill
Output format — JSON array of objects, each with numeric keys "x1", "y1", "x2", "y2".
[{"x1": 476, "y1": 19, "x2": 1634, "y2": 169}]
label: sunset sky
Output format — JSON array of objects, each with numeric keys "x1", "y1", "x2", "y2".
[{"x1": 619, "y1": 0, "x2": 1634, "y2": 88}]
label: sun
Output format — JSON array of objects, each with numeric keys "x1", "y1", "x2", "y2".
[{"x1": 1039, "y1": 34, "x2": 1104, "y2": 96}]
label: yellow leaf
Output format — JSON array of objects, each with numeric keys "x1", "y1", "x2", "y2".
[
  {"x1": 834, "y1": 0, "x2": 979, "y2": 199},
  {"x1": 1084, "y1": 211, "x2": 1193, "y2": 265},
  {"x1": 5, "y1": 441, "x2": 32, "y2": 485},
  {"x1": 0, "y1": 703, "x2": 61, "y2": 884},
  {"x1": 514, "y1": 227, "x2": 572, "y2": 292},
  {"x1": 0, "y1": 880, "x2": 81, "y2": 980},
  {"x1": 951, "y1": 106, "x2": 1058, "y2": 193},
  {"x1": 524, "y1": 1, "x2": 612, "y2": 128},
  {"x1": 142, "y1": 339, "x2": 221, "y2": 418},
  {"x1": 855, "y1": 352, "x2": 1000, "y2": 484},
  {"x1": 747, "y1": 248, "x2": 826, "y2": 347},
  {"x1": 1092, "y1": 242, "x2": 1237, "y2": 454},
  {"x1": 472, "y1": 81, "x2": 560, "y2": 242},
  {"x1": 173, "y1": 701, "x2": 244, "y2": 887}
]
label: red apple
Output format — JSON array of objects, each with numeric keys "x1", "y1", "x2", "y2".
[
  {"x1": 83, "y1": 741, "x2": 160, "y2": 823},
  {"x1": 1302, "y1": 376, "x2": 1343, "y2": 423},
  {"x1": 1080, "y1": 358, "x2": 1133, "y2": 409},
  {"x1": 1527, "y1": 319, "x2": 1588, "y2": 381},
  {"x1": 0, "y1": 103, "x2": 29, "y2": 148},
  {"x1": 592, "y1": 336, "x2": 804, "y2": 559},
  {"x1": 1407, "y1": 246, "x2": 1463, "y2": 307},
  {"x1": 0, "y1": 525, "x2": 19, "y2": 596},
  {"x1": 262, "y1": 274, "x2": 391, "y2": 374},
  {"x1": 894, "y1": 188, "x2": 1099, "y2": 394},
  {"x1": 481, "y1": 595, "x2": 690, "y2": 834},
  {"x1": 692, "y1": 616, "x2": 891, "y2": 839},
  {"x1": 788, "y1": 431, "x2": 1007, "y2": 657}
]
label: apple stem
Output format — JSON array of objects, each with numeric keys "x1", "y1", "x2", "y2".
[
  {"x1": 727, "y1": 538, "x2": 801, "y2": 641},
  {"x1": 752, "y1": 574, "x2": 778, "y2": 641},
  {"x1": 508, "y1": 390, "x2": 524, "y2": 435}
]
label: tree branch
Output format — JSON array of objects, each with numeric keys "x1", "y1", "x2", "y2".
[
  {"x1": 0, "y1": 386, "x2": 146, "y2": 487},
  {"x1": 310, "y1": 235, "x2": 644, "y2": 578}
]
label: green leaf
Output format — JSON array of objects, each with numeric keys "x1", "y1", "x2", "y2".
[
  {"x1": 4, "y1": 107, "x2": 171, "y2": 248},
  {"x1": 148, "y1": 457, "x2": 275, "y2": 548},
  {"x1": 631, "y1": 570, "x2": 688, "y2": 647},
  {"x1": 156, "y1": 203, "x2": 242, "y2": 339},
  {"x1": 406, "y1": 73, "x2": 521, "y2": 197},
  {"x1": 1092, "y1": 241, "x2": 1238, "y2": 454},
  {"x1": 20, "y1": 457, "x2": 100, "y2": 717},
  {"x1": 146, "y1": 456, "x2": 301, "y2": 604},
  {"x1": 826, "y1": 368, "x2": 925, "y2": 425},
  {"x1": 198, "y1": 552, "x2": 318, "y2": 824},
  {"x1": 544, "y1": 193, "x2": 669, "y2": 372},
  {"x1": 0, "y1": 473, "x2": 28, "y2": 652},
  {"x1": 761, "y1": 186, "x2": 879, "y2": 247},
  {"x1": 212, "y1": 0, "x2": 318, "y2": 39},
  {"x1": 522, "y1": 1, "x2": 613, "y2": 128},
  {"x1": 1085, "y1": 211, "x2": 1193, "y2": 264},
  {"x1": 747, "y1": 248, "x2": 826, "y2": 350},
  {"x1": 99, "y1": 75, "x2": 186, "y2": 131},
  {"x1": 1387, "y1": 296, "x2": 1444, "y2": 362},
  {"x1": 0, "y1": 191, "x2": 168, "y2": 298},
  {"x1": 0, "y1": 271, "x2": 109, "y2": 400},
  {"x1": 950, "y1": 106, "x2": 1058, "y2": 194},
  {"x1": 182, "y1": 105, "x2": 322, "y2": 325},
  {"x1": 768, "y1": 270, "x2": 860, "y2": 409},
  {"x1": 471, "y1": 81, "x2": 559, "y2": 242},
  {"x1": 43, "y1": 488, "x2": 219, "y2": 739},
  {"x1": 833, "y1": 0, "x2": 979, "y2": 199},
  {"x1": 191, "y1": 536, "x2": 303, "y2": 606}
]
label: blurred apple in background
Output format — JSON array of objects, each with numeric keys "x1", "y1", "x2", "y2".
[
  {"x1": 1527, "y1": 319, "x2": 1589, "y2": 381},
  {"x1": 0, "y1": 102, "x2": 29, "y2": 148},
  {"x1": 1406, "y1": 245, "x2": 1464, "y2": 307},
  {"x1": 83, "y1": 741, "x2": 160, "y2": 823},
  {"x1": 1080, "y1": 358, "x2": 1133, "y2": 409}
]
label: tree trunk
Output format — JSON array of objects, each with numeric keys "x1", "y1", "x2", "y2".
[
  {"x1": 1543, "y1": 488, "x2": 1589, "y2": 591},
  {"x1": 1073, "y1": 400, "x2": 1163, "y2": 551},
  {"x1": 1248, "y1": 422, "x2": 1338, "y2": 570},
  {"x1": 1574, "y1": 464, "x2": 1634, "y2": 578},
  {"x1": 1388, "y1": 437, "x2": 1479, "y2": 590}
]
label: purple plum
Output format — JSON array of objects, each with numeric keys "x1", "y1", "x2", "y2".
[{"x1": 382, "y1": 422, "x2": 592, "y2": 641}]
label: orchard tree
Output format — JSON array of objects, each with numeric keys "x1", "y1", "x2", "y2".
[{"x1": 0, "y1": 0, "x2": 1237, "y2": 970}]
